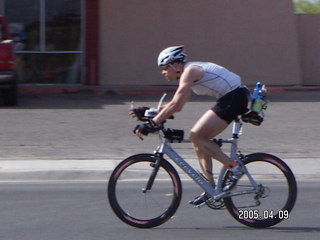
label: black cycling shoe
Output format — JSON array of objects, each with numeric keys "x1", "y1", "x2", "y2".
[{"x1": 189, "y1": 192, "x2": 210, "y2": 206}]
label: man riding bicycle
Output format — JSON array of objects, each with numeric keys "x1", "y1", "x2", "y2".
[{"x1": 134, "y1": 45, "x2": 249, "y2": 206}]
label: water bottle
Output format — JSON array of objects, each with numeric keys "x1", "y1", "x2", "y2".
[
  {"x1": 242, "y1": 82, "x2": 267, "y2": 126},
  {"x1": 251, "y1": 84, "x2": 267, "y2": 113},
  {"x1": 252, "y1": 82, "x2": 262, "y2": 99}
]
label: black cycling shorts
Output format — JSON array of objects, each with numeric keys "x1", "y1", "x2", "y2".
[{"x1": 212, "y1": 87, "x2": 249, "y2": 124}]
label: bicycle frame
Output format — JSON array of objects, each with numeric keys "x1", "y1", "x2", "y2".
[{"x1": 154, "y1": 119, "x2": 260, "y2": 200}]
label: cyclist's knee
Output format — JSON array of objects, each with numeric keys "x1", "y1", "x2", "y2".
[{"x1": 189, "y1": 130, "x2": 202, "y2": 145}]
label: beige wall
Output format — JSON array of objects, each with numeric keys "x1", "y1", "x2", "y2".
[
  {"x1": 99, "y1": 0, "x2": 302, "y2": 87},
  {"x1": 296, "y1": 14, "x2": 320, "y2": 86}
]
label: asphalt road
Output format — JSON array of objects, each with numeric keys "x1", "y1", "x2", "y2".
[{"x1": 0, "y1": 181, "x2": 319, "y2": 240}]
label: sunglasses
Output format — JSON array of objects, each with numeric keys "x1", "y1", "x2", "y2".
[
  {"x1": 161, "y1": 65, "x2": 170, "y2": 71},
  {"x1": 161, "y1": 63, "x2": 177, "y2": 71}
]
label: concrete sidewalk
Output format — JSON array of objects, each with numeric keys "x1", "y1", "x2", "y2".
[{"x1": 0, "y1": 157, "x2": 319, "y2": 182}]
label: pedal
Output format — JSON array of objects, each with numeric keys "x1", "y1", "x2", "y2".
[
  {"x1": 189, "y1": 192, "x2": 208, "y2": 205},
  {"x1": 188, "y1": 199, "x2": 205, "y2": 207},
  {"x1": 189, "y1": 197, "x2": 210, "y2": 209},
  {"x1": 194, "y1": 202, "x2": 207, "y2": 209}
]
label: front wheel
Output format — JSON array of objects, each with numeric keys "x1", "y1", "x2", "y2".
[
  {"x1": 223, "y1": 153, "x2": 297, "y2": 228},
  {"x1": 108, "y1": 154, "x2": 182, "y2": 228}
]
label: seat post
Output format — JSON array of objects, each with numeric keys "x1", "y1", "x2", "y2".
[{"x1": 232, "y1": 117, "x2": 243, "y2": 139}]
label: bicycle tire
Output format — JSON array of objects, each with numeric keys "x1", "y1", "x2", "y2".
[
  {"x1": 223, "y1": 153, "x2": 297, "y2": 228},
  {"x1": 108, "y1": 154, "x2": 182, "y2": 228}
]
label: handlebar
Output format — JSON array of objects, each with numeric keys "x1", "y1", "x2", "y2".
[{"x1": 130, "y1": 93, "x2": 174, "y2": 122}]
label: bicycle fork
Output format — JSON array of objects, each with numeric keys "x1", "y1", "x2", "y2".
[{"x1": 141, "y1": 153, "x2": 162, "y2": 193}]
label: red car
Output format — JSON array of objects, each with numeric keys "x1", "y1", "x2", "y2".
[{"x1": 0, "y1": 15, "x2": 17, "y2": 106}]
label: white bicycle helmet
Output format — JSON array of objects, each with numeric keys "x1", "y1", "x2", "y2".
[{"x1": 157, "y1": 45, "x2": 187, "y2": 67}]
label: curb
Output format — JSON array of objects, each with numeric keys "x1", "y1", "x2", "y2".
[
  {"x1": 0, "y1": 158, "x2": 319, "y2": 182},
  {"x1": 0, "y1": 160, "x2": 115, "y2": 182},
  {"x1": 0, "y1": 170, "x2": 318, "y2": 182}
]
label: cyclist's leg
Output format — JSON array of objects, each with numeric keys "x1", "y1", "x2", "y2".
[
  {"x1": 189, "y1": 109, "x2": 233, "y2": 168},
  {"x1": 189, "y1": 88, "x2": 249, "y2": 197},
  {"x1": 194, "y1": 149, "x2": 215, "y2": 185},
  {"x1": 188, "y1": 110, "x2": 232, "y2": 205}
]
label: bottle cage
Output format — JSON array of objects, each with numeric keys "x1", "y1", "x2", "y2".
[{"x1": 241, "y1": 111, "x2": 264, "y2": 126}]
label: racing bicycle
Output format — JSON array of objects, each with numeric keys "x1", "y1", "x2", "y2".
[{"x1": 108, "y1": 95, "x2": 297, "y2": 228}]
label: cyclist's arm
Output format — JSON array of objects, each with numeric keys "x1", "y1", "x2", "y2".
[{"x1": 153, "y1": 66, "x2": 203, "y2": 125}]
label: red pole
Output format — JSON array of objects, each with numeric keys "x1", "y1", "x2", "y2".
[{"x1": 85, "y1": 0, "x2": 99, "y2": 86}]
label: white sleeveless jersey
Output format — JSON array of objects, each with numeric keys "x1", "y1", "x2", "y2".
[{"x1": 186, "y1": 62, "x2": 242, "y2": 99}]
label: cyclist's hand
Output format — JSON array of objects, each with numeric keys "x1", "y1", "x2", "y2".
[
  {"x1": 133, "y1": 122, "x2": 160, "y2": 140},
  {"x1": 129, "y1": 106, "x2": 149, "y2": 121}
]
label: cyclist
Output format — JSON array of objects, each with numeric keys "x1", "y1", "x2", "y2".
[{"x1": 133, "y1": 45, "x2": 249, "y2": 206}]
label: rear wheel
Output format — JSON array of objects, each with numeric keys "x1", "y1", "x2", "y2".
[{"x1": 223, "y1": 153, "x2": 297, "y2": 228}]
